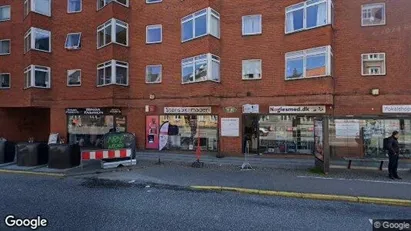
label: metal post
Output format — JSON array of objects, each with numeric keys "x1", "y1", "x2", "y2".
[{"x1": 241, "y1": 140, "x2": 253, "y2": 170}]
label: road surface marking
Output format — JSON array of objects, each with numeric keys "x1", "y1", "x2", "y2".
[{"x1": 297, "y1": 175, "x2": 411, "y2": 185}]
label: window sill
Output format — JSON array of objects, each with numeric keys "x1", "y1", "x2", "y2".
[
  {"x1": 65, "y1": 47, "x2": 81, "y2": 51},
  {"x1": 242, "y1": 77, "x2": 262, "y2": 81},
  {"x1": 0, "y1": 53, "x2": 10, "y2": 56},
  {"x1": 242, "y1": 32, "x2": 262, "y2": 37},
  {"x1": 361, "y1": 22, "x2": 387, "y2": 27},
  {"x1": 361, "y1": 74, "x2": 386, "y2": 77},
  {"x1": 24, "y1": 86, "x2": 50, "y2": 89},
  {"x1": 0, "y1": 87, "x2": 10, "y2": 90},
  {"x1": 67, "y1": 84, "x2": 81, "y2": 87},
  {"x1": 25, "y1": 48, "x2": 52, "y2": 54},
  {"x1": 146, "y1": 41, "x2": 162, "y2": 45},
  {"x1": 285, "y1": 24, "x2": 331, "y2": 35},
  {"x1": 0, "y1": 19, "x2": 10, "y2": 22},
  {"x1": 181, "y1": 34, "x2": 220, "y2": 43},
  {"x1": 285, "y1": 75, "x2": 331, "y2": 81},
  {"x1": 67, "y1": 10, "x2": 82, "y2": 14},
  {"x1": 96, "y1": 83, "x2": 129, "y2": 87},
  {"x1": 97, "y1": 42, "x2": 129, "y2": 50},
  {"x1": 145, "y1": 81, "x2": 162, "y2": 84},
  {"x1": 181, "y1": 79, "x2": 220, "y2": 85},
  {"x1": 146, "y1": 1, "x2": 162, "y2": 4},
  {"x1": 31, "y1": 10, "x2": 51, "y2": 17}
]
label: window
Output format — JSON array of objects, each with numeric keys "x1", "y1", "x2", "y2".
[
  {"x1": 0, "y1": 40, "x2": 10, "y2": 55},
  {"x1": 181, "y1": 8, "x2": 220, "y2": 42},
  {"x1": 285, "y1": 46, "x2": 332, "y2": 80},
  {"x1": 68, "y1": 0, "x2": 82, "y2": 13},
  {"x1": 146, "y1": 65, "x2": 162, "y2": 83},
  {"x1": 24, "y1": 65, "x2": 51, "y2": 89},
  {"x1": 285, "y1": 0, "x2": 333, "y2": 34},
  {"x1": 182, "y1": 53, "x2": 220, "y2": 84},
  {"x1": 24, "y1": 0, "x2": 29, "y2": 17},
  {"x1": 67, "y1": 69, "x2": 81, "y2": 86},
  {"x1": 146, "y1": 25, "x2": 162, "y2": 44},
  {"x1": 97, "y1": 19, "x2": 128, "y2": 48},
  {"x1": 242, "y1": 60, "x2": 262, "y2": 80},
  {"x1": 24, "y1": 27, "x2": 51, "y2": 53},
  {"x1": 31, "y1": 0, "x2": 51, "y2": 17},
  {"x1": 146, "y1": 0, "x2": 162, "y2": 3},
  {"x1": 362, "y1": 53, "x2": 386, "y2": 76},
  {"x1": 0, "y1": 5, "x2": 11, "y2": 21},
  {"x1": 65, "y1": 33, "x2": 81, "y2": 49},
  {"x1": 97, "y1": 0, "x2": 129, "y2": 10},
  {"x1": 242, "y1": 15, "x2": 262, "y2": 35},
  {"x1": 362, "y1": 3, "x2": 385, "y2": 26},
  {"x1": 97, "y1": 60, "x2": 128, "y2": 86},
  {"x1": 0, "y1": 73, "x2": 10, "y2": 89}
]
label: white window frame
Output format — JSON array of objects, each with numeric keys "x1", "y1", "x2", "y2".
[
  {"x1": 242, "y1": 59, "x2": 262, "y2": 80},
  {"x1": 24, "y1": 0, "x2": 29, "y2": 17},
  {"x1": 242, "y1": 15, "x2": 262, "y2": 36},
  {"x1": 146, "y1": 0, "x2": 162, "y2": 4},
  {"x1": 146, "y1": 24, "x2": 162, "y2": 44},
  {"x1": 0, "y1": 5, "x2": 11, "y2": 22},
  {"x1": 361, "y1": 3, "x2": 386, "y2": 27},
  {"x1": 145, "y1": 65, "x2": 162, "y2": 84},
  {"x1": 67, "y1": 0, "x2": 82, "y2": 13},
  {"x1": 67, "y1": 69, "x2": 81, "y2": 86},
  {"x1": 97, "y1": 18, "x2": 129, "y2": 49},
  {"x1": 285, "y1": 0, "x2": 333, "y2": 34},
  {"x1": 361, "y1": 53, "x2": 386, "y2": 76},
  {"x1": 285, "y1": 45, "x2": 332, "y2": 80},
  {"x1": 65, "y1": 32, "x2": 81, "y2": 50},
  {"x1": 24, "y1": 65, "x2": 51, "y2": 89},
  {"x1": 0, "y1": 73, "x2": 10, "y2": 89},
  {"x1": 96, "y1": 60, "x2": 129, "y2": 87},
  {"x1": 181, "y1": 7, "x2": 220, "y2": 43},
  {"x1": 24, "y1": 27, "x2": 51, "y2": 53},
  {"x1": 181, "y1": 53, "x2": 220, "y2": 84},
  {"x1": 0, "y1": 39, "x2": 10, "y2": 55},
  {"x1": 30, "y1": 0, "x2": 51, "y2": 17},
  {"x1": 97, "y1": 0, "x2": 129, "y2": 10}
]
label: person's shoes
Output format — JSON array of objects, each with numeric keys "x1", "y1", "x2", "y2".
[
  {"x1": 394, "y1": 176, "x2": 402, "y2": 180},
  {"x1": 389, "y1": 175, "x2": 395, "y2": 180}
]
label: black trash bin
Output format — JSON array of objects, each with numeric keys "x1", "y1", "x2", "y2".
[
  {"x1": 16, "y1": 142, "x2": 49, "y2": 167},
  {"x1": 0, "y1": 141, "x2": 15, "y2": 164},
  {"x1": 48, "y1": 144, "x2": 81, "y2": 169}
]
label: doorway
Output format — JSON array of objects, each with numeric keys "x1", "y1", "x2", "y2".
[{"x1": 243, "y1": 114, "x2": 259, "y2": 154}]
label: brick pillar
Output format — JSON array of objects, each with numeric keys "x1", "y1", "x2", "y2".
[{"x1": 50, "y1": 108, "x2": 67, "y2": 141}]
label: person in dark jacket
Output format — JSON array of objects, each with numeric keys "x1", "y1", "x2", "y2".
[{"x1": 387, "y1": 131, "x2": 401, "y2": 180}]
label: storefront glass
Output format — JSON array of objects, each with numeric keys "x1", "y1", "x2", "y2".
[
  {"x1": 159, "y1": 115, "x2": 218, "y2": 151},
  {"x1": 258, "y1": 115, "x2": 316, "y2": 154}
]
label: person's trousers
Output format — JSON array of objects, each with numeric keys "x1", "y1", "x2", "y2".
[{"x1": 388, "y1": 154, "x2": 399, "y2": 177}]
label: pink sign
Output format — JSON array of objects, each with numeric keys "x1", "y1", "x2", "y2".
[{"x1": 146, "y1": 116, "x2": 159, "y2": 149}]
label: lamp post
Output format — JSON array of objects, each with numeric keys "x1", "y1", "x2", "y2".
[{"x1": 192, "y1": 118, "x2": 204, "y2": 168}]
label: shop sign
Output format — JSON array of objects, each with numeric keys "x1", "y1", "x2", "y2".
[
  {"x1": 382, "y1": 105, "x2": 411, "y2": 113},
  {"x1": 242, "y1": 104, "x2": 259, "y2": 114},
  {"x1": 224, "y1": 106, "x2": 237, "y2": 113},
  {"x1": 65, "y1": 108, "x2": 122, "y2": 115},
  {"x1": 221, "y1": 118, "x2": 240, "y2": 137},
  {"x1": 164, "y1": 107, "x2": 211, "y2": 114},
  {"x1": 269, "y1": 106, "x2": 326, "y2": 114}
]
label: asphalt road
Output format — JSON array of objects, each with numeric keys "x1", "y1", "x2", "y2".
[{"x1": 0, "y1": 174, "x2": 410, "y2": 231}]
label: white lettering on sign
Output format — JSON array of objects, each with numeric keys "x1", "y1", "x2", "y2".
[
  {"x1": 242, "y1": 104, "x2": 259, "y2": 114},
  {"x1": 269, "y1": 106, "x2": 326, "y2": 114},
  {"x1": 164, "y1": 107, "x2": 212, "y2": 114},
  {"x1": 84, "y1": 108, "x2": 104, "y2": 115},
  {"x1": 382, "y1": 105, "x2": 411, "y2": 113}
]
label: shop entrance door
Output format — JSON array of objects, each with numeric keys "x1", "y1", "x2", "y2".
[{"x1": 243, "y1": 114, "x2": 259, "y2": 154}]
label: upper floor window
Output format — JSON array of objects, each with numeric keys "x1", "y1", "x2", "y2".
[
  {"x1": 97, "y1": 0, "x2": 129, "y2": 10},
  {"x1": 285, "y1": 45, "x2": 332, "y2": 80},
  {"x1": 285, "y1": 0, "x2": 333, "y2": 34},
  {"x1": 97, "y1": 19, "x2": 128, "y2": 48},
  {"x1": 24, "y1": 65, "x2": 51, "y2": 89},
  {"x1": 24, "y1": 27, "x2": 51, "y2": 53},
  {"x1": 27, "y1": 0, "x2": 51, "y2": 17},
  {"x1": 181, "y1": 53, "x2": 220, "y2": 84},
  {"x1": 0, "y1": 73, "x2": 10, "y2": 89},
  {"x1": 146, "y1": 25, "x2": 162, "y2": 44},
  {"x1": 146, "y1": 0, "x2": 162, "y2": 3},
  {"x1": 242, "y1": 15, "x2": 262, "y2": 35},
  {"x1": 181, "y1": 8, "x2": 220, "y2": 42},
  {"x1": 67, "y1": 69, "x2": 81, "y2": 86},
  {"x1": 362, "y1": 53, "x2": 386, "y2": 76},
  {"x1": 362, "y1": 3, "x2": 386, "y2": 26},
  {"x1": 0, "y1": 5, "x2": 11, "y2": 21},
  {"x1": 242, "y1": 59, "x2": 262, "y2": 80},
  {"x1": 97, "y1": 60, "x2": 128, "y2": 86},
  {"x1": 0, "y1": 39, "x2": 10, "y2": 55},
  {"x1": 65, "y1": 33, "x2": 81, "y2": 50},
  {"x1": 68, "y1": 0, "x2": 82, "y2": 13},
  {"x1": 146, "y1": 65, "x2": 162, "y2": 83}
]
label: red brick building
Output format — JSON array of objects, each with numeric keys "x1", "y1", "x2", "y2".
[{"x1": 0, "y1": 0, "x2": 410, "y2": 158}]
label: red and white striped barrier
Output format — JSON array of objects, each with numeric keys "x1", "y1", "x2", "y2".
[{"x1": 81, "y1": 149, "x2": 132, "y2": 160}]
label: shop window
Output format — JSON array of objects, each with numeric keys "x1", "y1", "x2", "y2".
[
  {"x1": 97, "y1": 60, "x2": 128, "y2": 86},
  {"x1": 24, "y1": 27, "x2": 51, "y2": 53},
  {"x1": 146, "y1": 65, "x2": 162, "y2": 83},
  {"x1": 65, "y1": 33, "x2": 81, "y2": 50},
  {"x1": 285, "y1": 0, "x2": 333, "y2": 34},
  {"x1": 159, "y1": 115, "x2": 218, "y2": 151},
  {"x1": 146, "y1": 25, "x2": 162, "y2": 44},
  {"x1": 0, "y1": 73, "x2": 10, "y2": 89},
  {"x1": 181, "y1": 7, "x2": 220, "y2": 42},
  {"x1": 68, "y1": 0, "x2": 82, "y2": 13},
  {"x1": 182, "y1": 53, "x2": 220, "y2": 84},
  {"x1": 97, "y1": 0, "x2": 129, "y2": 10},
  {"x1": 242, "y1": 59, "x2": 262, "y2": 80},
  {"x1": 24, "y1": 65, "x2": 51, "y2": 89},
  {"x1": 97, "y1": 18, "x2": 128, "y2": 48},
  {"x1": 242, "y1": 15, "x2": 262, "y2": 35},
  {"x1": 362, "y1": 3, "x2": 385, "y2": 27},
  {"x1": 0, "y1": 39, "x2": 10, "y2": 55},
  {"x1": 285, "y1": 45, "x2": 332, "y2": 80},
  {"x1": 361, "y1": 53, "x2": 386, "y2": 76},
  {"x1": 67, "y1": 69, "x2": 81, "y2": 86},
  {"x1": 0, "y1": 5, "x2": 11, "y2": 21}
]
